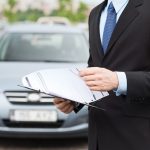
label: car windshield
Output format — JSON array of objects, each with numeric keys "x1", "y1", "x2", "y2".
[{"x1": 0, "y1": 32, "x2": 89, "y2": 62}]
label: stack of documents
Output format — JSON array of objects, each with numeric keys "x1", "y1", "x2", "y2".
[{"x1": 21, "y1": 68, "x2": 109, "y2": 106}]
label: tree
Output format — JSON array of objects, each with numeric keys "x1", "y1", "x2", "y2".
[
  {"x1": 76, "y1": 2, "x2": 89, "y2": 21},
  {"x1": 8, "y1": 0, "x2": 17, "y2": 9},
  {"x1": 3, "y1": 0, "x2": 17, "y2": 22},
  {"x1": 3, "y1": 0, "x2": 89, "y2": 23},
  {"x1": 59, "y1": 0, "x2": 72, "y2": 10},
  {"x1": 3, "y1": 0, "x2": 45, "y2": 23},
  {"x1": 51, "y1": 0, "x2": 88, "y2": 23}
]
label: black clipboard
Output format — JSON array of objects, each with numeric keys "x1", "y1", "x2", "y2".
[{"x1": 18, "y1": 85, "x2": 105, "y2": 111}]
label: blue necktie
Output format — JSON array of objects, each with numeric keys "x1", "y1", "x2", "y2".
[{"x1": 102, "y1": 2, "x2": 117, "y2": 53}]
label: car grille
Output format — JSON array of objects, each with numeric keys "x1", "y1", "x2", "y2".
[
  {"x1": 3, "y1": 119, "x2": 64, "y2": 128},
  {"x1": 4, "y1": 91, "x2": 54, "y2": 105}
]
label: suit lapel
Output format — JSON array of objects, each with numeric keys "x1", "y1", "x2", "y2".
[
  {"x1": 104, "y1": 0, "x2": 143, "y2": 57},
  {"x1": 93, "y1": 1, "x2": 107, "y2": 58}
]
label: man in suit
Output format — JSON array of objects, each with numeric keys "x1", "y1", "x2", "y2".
[{"x1": 54, "y1": 0, "x2": 150, "y2": 149}]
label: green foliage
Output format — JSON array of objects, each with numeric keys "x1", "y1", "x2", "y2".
[
  {"x1": 60, "y1": 0, "x2": 72, "y2": 9},
  {"x1": 8, "y1": 0, "x2": 17, "y2": 8},
  {"x1": 51, "y1": 1, "x2": 88, "y2": 23},
  {"x1": 77, "y1": 2, "x2": 88, "y2": 21},
  {"x1": 4, "y1": 9, "x2": 45, "y2": 23},
  {"x1": 3, "y1": 0, "x2": 17, "y2": 22},
  {"x1": 3, "y1": 10, "x2": 15, "y2": 23},
  {"x1": 3, "y1": 0, "x2": 89, "y2": 23},
  {"x1": 15, "y1": 9, "x2": 44, "y2": 22}
]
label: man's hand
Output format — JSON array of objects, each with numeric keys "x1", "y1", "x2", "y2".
[
  {"x1": 53, "y1": 98, "x2": 75, "y2": 114},
  {"x1": 80, "y1": 67, "x2": 119, "y2": 91}
]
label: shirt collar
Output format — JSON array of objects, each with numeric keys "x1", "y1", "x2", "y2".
[{"x1": 106, "y1": 0, "x2": 128, "y2": 14}]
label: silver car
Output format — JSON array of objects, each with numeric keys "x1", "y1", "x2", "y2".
[{"x1": 0, "y1": 24, "x2": 89, "y2": 138}]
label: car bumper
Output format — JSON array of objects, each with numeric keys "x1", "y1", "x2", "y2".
[
  {"x1": 0, "y1": 91, "x2": 88, "y2": 138},
  {"x1": 0, "y1": 123, "x2": 88, "y2": 138}
]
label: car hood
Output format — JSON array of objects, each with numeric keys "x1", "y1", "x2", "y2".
[{"x1": 0, "y1": 62, "x2": 87, "y2": 90}]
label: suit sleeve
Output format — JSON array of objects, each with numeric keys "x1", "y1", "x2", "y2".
[{"x1": 126, "y1": 72, "x2": 150, "y2": 99}]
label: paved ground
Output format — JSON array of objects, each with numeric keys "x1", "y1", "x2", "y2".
[{"x1": 0, "y1": 138, "x2": 88, "y2": 150}]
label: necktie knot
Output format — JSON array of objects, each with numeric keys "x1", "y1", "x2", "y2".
[{"x1": 108, "y1": 2, "x2": 116, "y2": 13}]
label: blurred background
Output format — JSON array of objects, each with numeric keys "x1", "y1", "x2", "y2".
[
  {"x1": 0, "y1": 0, "x2": 103, "y2": 150},
  {"x1": 0, "y1": 0, "x2": 101, "y2": 24}
]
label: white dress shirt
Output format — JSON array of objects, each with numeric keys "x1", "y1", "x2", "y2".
[{"x1": 100, "y1": 0, "x2": 129, "y2": 95}]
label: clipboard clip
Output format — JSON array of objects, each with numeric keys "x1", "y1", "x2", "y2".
[{"x1": 17, "y1": 85, "x2": 55, "y2": 98}]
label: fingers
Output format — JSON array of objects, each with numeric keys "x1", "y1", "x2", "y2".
[
  {"x1": 61, "y1": 104, "x2": 74, "y2": 114},
  {"x1": 56, "y1": 100, "x2": 71, "y2": 110},
  {"x1": 80, "y1": 67, "x2": 99, "y2": 77},
  {"x1": 86, "y1": 81, "x2": 105, "y2": 91},
  {"x1": 82, "y1": 74, "x2": 102, "y2": 81},
  {"x1": 53, "y1": 98, "x2": 74, "y2": 114},
  {"x1": 79, "y1": 67, "x2": 118, "y2": 91},
  {"x1": 86, "y1": 81, "x2": 97, "y2": 86},
  {"x1": 53, "y1": 98, "x2": 65, "y2": 105},
  {"x1": 89, "y1": 86, "x2": 104, "y2": 91}
]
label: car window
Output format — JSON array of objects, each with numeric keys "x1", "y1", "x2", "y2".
[{"x1": 0, "y1": 33, "x2": 89, "y2": 62}]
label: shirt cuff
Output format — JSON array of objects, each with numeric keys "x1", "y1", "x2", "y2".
[{"x1": 115, "y1": 72, "x2": 127, "y2": 96}]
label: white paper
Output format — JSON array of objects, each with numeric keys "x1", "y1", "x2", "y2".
[{"x1": 22, "y1": 68, "x2": 109, "y2": 105}]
